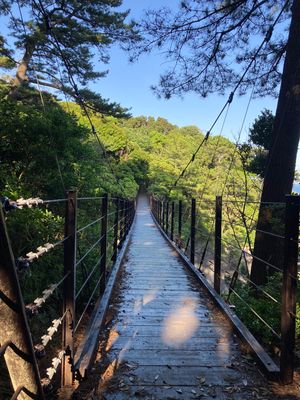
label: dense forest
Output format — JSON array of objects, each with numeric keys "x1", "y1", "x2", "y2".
[{"x1": 0, "y1": 84, "x2": 259, "y2": 203}]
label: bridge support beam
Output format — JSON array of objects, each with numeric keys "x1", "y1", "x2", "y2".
[
  {"x1": 190, "y1": 198, "x2": 196, "y2": 265},
  {"x1": 280, "y1": 194, "x2": 300, "y2": 384},
  {"x1": 214, "y1": 196, "x2": 222, "y2": 294},
  {"x1": 62, "y1": 190, "x2": 77, "y2": 387}
]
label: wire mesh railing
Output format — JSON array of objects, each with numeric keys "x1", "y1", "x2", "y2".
[
  {"x1": 0, "y1": 191, "x2": 135, "y2": 398},
  {"x1": 151, "y1": 194, "x2": 300, "y2": 384}
]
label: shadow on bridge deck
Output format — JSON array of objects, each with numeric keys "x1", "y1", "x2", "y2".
[{"x1": 72, "y1": 194, "x2": 299, "y2": 400}]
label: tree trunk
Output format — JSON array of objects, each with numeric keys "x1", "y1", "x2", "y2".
[
  {"x1": 10, "y1": 39, "x2": 35, "y2": 97},
  {"x1": 250, "y1": 0, "x2": 300, "y2": 285}
]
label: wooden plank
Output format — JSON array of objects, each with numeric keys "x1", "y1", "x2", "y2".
[
  {"x1": 108, "y1": 324, "x2": 232, "y2": 339},
  {"x1": 99, "y1": 385, "x2": 235, "y2": 400},
  {"x1": 104, "y1": 336, "x2": 236, "y2": 351},
  {"x1": 106, "y1": 349, "x2": 236, "y2": 367},
  {"x1": 99, "y1": 364, "x2": 255, "y2": 386}
]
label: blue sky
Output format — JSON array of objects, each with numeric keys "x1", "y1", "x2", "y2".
[{"x1": 94, "y1": 0, "x2": 278, "y2": 149}]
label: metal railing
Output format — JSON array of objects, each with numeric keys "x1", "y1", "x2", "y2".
[
  {"x1": 0, "y1": 191, "x2": 135, "y2": 398},
  {"x1": 151, "y1": 194, "x2": 300, "y2": 384}
]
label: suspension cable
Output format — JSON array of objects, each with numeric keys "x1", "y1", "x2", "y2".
[{"x1": 168, "y1": 0, "x2": 289, "y2": 194}]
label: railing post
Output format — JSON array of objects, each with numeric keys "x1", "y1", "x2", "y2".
[
  {"x1": 124, "y1": 200, "x2": 128, "y2": 237},
  {"x1": 0, "y1": 206, "x2": 44, "y2": 399},
  {"x1": 280, "y1": 194, "x2": 300, "y2": 384},
  {"x1": 126, "y1": 200, "x2": 130, "y2": 236},
  {"x1": 100, "y1": 193, "x2": 108, "y2": 294},
  {"x1": 112, "y1": 198, "x2": 119, "y2": 262},
  {"x1": 171, "y1": 202, "x2": 175, "y2": 241},
  {"x1": 159, "y1": 201, "x2": 162, "y2": 225},
  {"x1": 166, "y1": 202, "x2": 169, "y2": 236},
  {"x1": 62, "y1": 190, "x2": 77, "y2": 387},
  {"x1": 214, "y1": 195, "x2": 222, "y2": 294},
  {"x1": 119, "y1": 199, "x2": 124, "y2": 245},
  {"x1": 178, "y1": 200, "x2": 182, "y2": 246},
  {"x1": 190, "y1": 198, "x2": 196, "y2": 264},
  {"x1": 162, "y1": 201, "x2": 165, "y2": 231},
  {"x1": 131, "y1": 200, "x2": 134, "y2": 226}
]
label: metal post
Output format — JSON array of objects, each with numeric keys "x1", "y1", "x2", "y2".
[
  {"x1": 162, "y1": 202, "x2": 165, "y2": 231},
  {"x1": 280, "y1": 194, "x2": 300, "y2": 384},
  {"x1": 0, "y1": 206, "x2": 44, "y2": 399},
  {"x1": 112, "y1": 198, "x2": 119, "y2": 262},
  {"x1": 190, "y1": 198, "x2": 196, "y2": 264},
  {"x1": 119, "y1": 199, "x2": 124, "y2": 245},
  {"x1": 166, "y1": 202, "x2": 169, "y2": 236},
  {"x1": 178, "y1": 200, "x2": 182, "y2": 246},
  {"x1": 62, "y1": 190, "x2": 77, "y2": 387},
  {"x1": 125, "y1": 200, "x2": 129, "y2": 236},
  {"x1": 123, "y1": 200, "x2": 127, "y2": 238},
  {"x1": 214, "y1": 196, "x2": 222, "y2": 294},
  {"x1": 171, "y1": 202, "x2": 175, "y2": 241},
  {"x1": 100, "y1": 194, "x2": 108, "y2": 294},
  {"x1": 159, "y1": 201, "x2": 162, "y2": 225}
]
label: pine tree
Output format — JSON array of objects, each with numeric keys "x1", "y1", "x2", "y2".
[{"x1": 0, "y1": 0, "x2": 138, "y2": 116}]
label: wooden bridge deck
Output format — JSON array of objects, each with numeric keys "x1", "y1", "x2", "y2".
[{"x1": 73, "y1": 195, "x2": 288, "y2": 400}]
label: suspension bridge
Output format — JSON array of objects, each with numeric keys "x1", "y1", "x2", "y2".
[
  {"x1": 1, "y1": 2, "x2": 299, "y2": 398},
  {"x1": 0, "y1": 189, "x2": 299, "y2": 400}
]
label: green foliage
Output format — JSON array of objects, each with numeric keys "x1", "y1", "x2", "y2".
[
  {"x1": 249, "y1": 109, "x2": 274, "y2": 150},
  {"x1": 240, "y1": 109, "x2": 275, "y2": 177},
  {"x1": 229, "y1": 273, "x2": 300, "y2": 350},
  {"x1": 0, "y1": 1, "x2": 138, "y2": 116}
]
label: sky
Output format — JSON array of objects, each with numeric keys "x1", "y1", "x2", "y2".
[{"x1": 93, "y1": 0, "x2": 279, "y2": 151}]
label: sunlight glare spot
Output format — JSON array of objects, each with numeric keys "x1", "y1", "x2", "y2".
[
  {"x1": 143, "y1": 241, "x2": 154, "y2": 245},
  {"x1": 216, "y1": 337, "x2": 230, "y2": 362},
  {"x1": 101, "y1": 359, "x2": 117, "y2": 384},
  {"x1": 143, "y1": 289, "x2": 157, "y2": 305},
  {"x1": 105, "y1": 330, "x2": 120, "y2": 352},
  {"x1": 162, "y1": 297, "x2": 199, "y2": 346},
  {"x1": 133, "y1": 298, "x2": 143, "y2": 314}
]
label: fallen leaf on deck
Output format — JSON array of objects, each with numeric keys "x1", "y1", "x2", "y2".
[{"x1": 198, "y1": 376, "x2": 206, "y2": 385}]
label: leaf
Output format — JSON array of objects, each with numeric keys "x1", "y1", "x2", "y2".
[{"x1": 198, "y1": 376, "x2": 206, "y2": 385}]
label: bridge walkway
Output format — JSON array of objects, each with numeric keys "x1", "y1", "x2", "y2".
[{"x1": 73, "y1": 195, "x2": 285, "y2": 400}]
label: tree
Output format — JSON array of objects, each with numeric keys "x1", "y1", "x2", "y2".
[
  {"x1": 133, "y1": 0, "x2": 300, "y2": 284},
  {"x1": 241, "y1": 109, "x2": 274, "y2": 176},
  {"x1": 0, "y1": 0, "x2": 137, "y2": 116}
]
